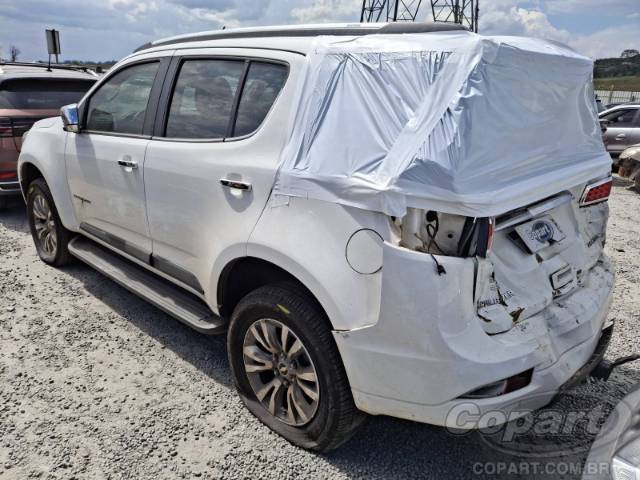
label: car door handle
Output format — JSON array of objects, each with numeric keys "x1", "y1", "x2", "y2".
[
  {"x1": 615, "y1": 134, "x2": 626, "y2": 140},
  {"x1": 118, "y1": 159, "x2": 138, "y2": 170},
  {"x1": 220, "y1": 178, "x2": 251, "y2": 191}
]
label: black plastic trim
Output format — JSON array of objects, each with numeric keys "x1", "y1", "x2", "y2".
[
  {"x1": 79, "y1": 222, "x2": 151, "y2": 264},
  {"x1": 152, "y1": 255, "x2": 204, "y2": 294}
]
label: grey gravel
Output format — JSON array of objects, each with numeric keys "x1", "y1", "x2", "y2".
[{"x1": 0, "y1": 178, "x2": 639, "y2": 479}]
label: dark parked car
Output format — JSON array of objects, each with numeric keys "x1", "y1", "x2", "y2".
[{"x1": 0, "y1": 63, "x2": 96, "y2": 208}]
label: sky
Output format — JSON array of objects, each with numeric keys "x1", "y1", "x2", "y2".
[{"x1": 0, "y1": 0, "x2": 638, "y2": 62}]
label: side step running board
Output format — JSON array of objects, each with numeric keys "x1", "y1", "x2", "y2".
[{"x1": 68, "y1": 236, "x2": 226, "y2": 335}]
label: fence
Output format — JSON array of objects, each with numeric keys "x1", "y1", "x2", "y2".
[{"x1": 595, "y1": 89, "x2": 640, "y2": 106}]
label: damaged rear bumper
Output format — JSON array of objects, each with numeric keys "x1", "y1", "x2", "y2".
[{"x1": 333, "y1": 242, "x2": 615, "y2": 427}]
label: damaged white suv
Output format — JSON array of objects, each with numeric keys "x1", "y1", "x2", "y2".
[{"x1": 18, "y1": 23, "x2": 614, "y2": 451}]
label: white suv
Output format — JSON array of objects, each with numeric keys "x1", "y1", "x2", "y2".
[{"x1": 18, "y1": 24, "x2": 615, "y2": 451}]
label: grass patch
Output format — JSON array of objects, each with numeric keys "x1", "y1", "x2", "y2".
[{"x1": 594, "y1": 76, "x2": 640, "y2": 92}]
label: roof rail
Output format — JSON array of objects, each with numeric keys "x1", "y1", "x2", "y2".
[
  {"x1": 134, "y1": 22, "x2": 467, "y2": 53},
  {"x1": 0, "y1": 61, "x2": 99, "y2": 76}
]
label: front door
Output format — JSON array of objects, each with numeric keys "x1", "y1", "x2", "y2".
[
  {"x1": 143, "y1": 54, "x2": 291, "y2": 296},
  {"x1": 66, "y1": 60, "x2": 164, "y2": 263}
]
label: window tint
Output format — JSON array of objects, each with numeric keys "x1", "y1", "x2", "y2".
[
  {"x1": 233, "y1": 62, "x2": 288, "y2": 137},
  {"x1": 602, "y1": 108, "x2": 638, "y2": 127},
  {"x1": 166, "y1": 60, "x2": 244, "y2": 139},
  {"x1": 0, "y1": 79, "x2": 95, "y2": 109},
  {"x1": 86, "y1": 62, "x2": 159, "y2": 135}
]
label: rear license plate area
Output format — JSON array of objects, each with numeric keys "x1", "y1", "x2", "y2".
[{"x1": 513, "y1": 215, "x2": 566, "y2": 253}]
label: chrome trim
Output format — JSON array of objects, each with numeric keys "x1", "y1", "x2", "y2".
[{"x1": 579, "y1": 176, "x2": 613, "y2": 207}]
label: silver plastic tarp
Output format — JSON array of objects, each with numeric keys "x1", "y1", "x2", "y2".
[{"x1": 274, "y1": 31, "x2": 611, "y2": 217}]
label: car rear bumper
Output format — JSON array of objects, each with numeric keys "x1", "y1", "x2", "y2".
[{"x1": 333, "y1": 243, "x2": 615, "y2": 427}]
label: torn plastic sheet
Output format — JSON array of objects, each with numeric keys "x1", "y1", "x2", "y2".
[{"x1": 275, "y1": 31, "x2": 611, "y2": 217}]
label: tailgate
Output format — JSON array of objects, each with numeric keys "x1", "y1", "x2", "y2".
[{"x1": 475, "y1": 180, "x2": 611, "y2": 334}]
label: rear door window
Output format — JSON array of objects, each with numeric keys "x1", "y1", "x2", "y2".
[
  {"x1": 232, "y1": 62, "x2": 288, "y2": 137},
  {"x1": 602, "y1": 108, "x2": 638, "y2": 127},
  {"x1": 0, "y1": 79, "x2": 95, "y2": 109},
  {"x1": 165, "y1": 59, "x2": 245, "y2": 139},
  {"x1": 86, "y1": 62, "x2": 159, "y2": 135}
]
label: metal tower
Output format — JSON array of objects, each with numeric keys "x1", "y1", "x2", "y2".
[
  {"x1": 360, "y1": 0, "x2": 424, "y2": 22},
  {"x1": 360, "y1": 0, "x2": 478, "y2": 32},
  {"x1": 431, "y1": 0, "x2": 478, "y2": 32}
]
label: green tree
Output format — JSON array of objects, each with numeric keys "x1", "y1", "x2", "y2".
[{"x1": 621, "y1": 49, "x2": 640, "y2": 59}]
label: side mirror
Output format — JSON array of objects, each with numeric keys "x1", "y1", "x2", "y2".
[{"x1": 60, "y1": 104, "x2": 80, "y2": 133}]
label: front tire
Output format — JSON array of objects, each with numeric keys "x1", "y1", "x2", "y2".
[
  {"x1": 26, "y1": 178, "x2": 74, "y2": 266},
  {"x1": 227, "y1": 283, "x2": 365, "y2": 452}
]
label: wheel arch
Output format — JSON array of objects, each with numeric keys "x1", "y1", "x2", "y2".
[
  {"x1": 216, "y1": 252, "x2": 341, "y2": 331},
  {"x1": 19, "y1": 162, "x2": 45, "y2": 198}
]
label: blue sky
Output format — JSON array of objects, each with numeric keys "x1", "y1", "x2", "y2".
[{"x1": 0, "y1": 0, "x2": 638, "y2": 61}]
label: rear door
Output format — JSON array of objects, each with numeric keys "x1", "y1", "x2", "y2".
[
  {"x1": 66, "y1": 54, "x2": 170, "y2": 263},
  {"x1": 601, "y1": 107, "x2": 640, "y2": 154},
  {"x1": 143, "y1": 50, "x2": 294, "y2": 297}
]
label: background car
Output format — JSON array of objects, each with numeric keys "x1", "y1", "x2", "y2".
[
  {"x1": 599, "y1": 104, "x2": 640, "y2": 157},
  {"x1": 0, "y1": 62, "x2": 97, "y2": 208},
  {"x1": 618, "y1": 144, "x2": 640, "y2": 187}
]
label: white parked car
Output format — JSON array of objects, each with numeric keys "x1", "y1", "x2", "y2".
[{"x1": 18, "y1": 23, "x2": 615, "y2": 451}]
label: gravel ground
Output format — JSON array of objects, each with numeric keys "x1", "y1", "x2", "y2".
[{"x1": 1, "y1": 178, "x2": 639, "y2": 480}]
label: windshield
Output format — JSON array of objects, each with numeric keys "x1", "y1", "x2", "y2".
[{"x1": 0, "y1": 78, "x2": 95, "y2": 109}]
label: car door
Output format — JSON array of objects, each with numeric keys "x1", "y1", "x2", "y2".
[
  {"x1": 601, "y1": 107, "x2": 640, "y2": 154},
  {"x1": 143, "y1": 51, "x2": 293, "y2": 297},
  {"x1": 66, "y1": 55, "x2": 170, "y2": 263}
]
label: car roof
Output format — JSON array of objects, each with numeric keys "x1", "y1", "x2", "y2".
[
  {"x1": 134, "y1": 22, "x2": 467, "y2": 55},
  {"x1": 0, "y1": 63, "x2": 98, "y2": 82},
  {"x1": 599, "y1": 103, "x2": 640, "y2": 116}
]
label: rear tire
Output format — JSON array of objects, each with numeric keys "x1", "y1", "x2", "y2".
[
  {"x1": 227, "y1": 283, "x2": 365, "y2": 452},
  {"x1": 26, "y1": 178, "x2": 74, "y2": 267}
]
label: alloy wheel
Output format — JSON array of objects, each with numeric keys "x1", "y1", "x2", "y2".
[
  {"x1": 32, "y1": 193, "x2": 57, "y2": 256},
  {"x1": 242, "y1": 318, "x2": 320, "y2": 426}
]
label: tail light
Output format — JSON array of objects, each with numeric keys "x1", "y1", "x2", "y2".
[
  {"x1": 580, "y1": 177, "x2": 612, "y2": 207},
  {"x1": 0, "y1": 171, "x2": 17, "y2": 181},
  {"x1": 0, "y1": 117, "x2": 12, "y2": 137}
]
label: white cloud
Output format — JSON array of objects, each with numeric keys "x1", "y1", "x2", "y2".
[
  {"x1": 290, "y1": 0, "x2": 361, "y2": 24},
  {"x1": 479, "y1": 3, "x2": 639, "y2": 59},
  {"x1": 569, "y1": 24, "x2": 640, "y2": 59}
]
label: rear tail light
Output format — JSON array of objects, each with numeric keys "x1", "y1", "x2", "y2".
[
  {"x1": 0, "y1": 171, "x2": 17, "y2": 181},
  {"x1": 0, "y1": 117, "x2": 12, "y2": 137},
  {"x1": 580, "y1": 177, "x2": 612, "y2": 207}
]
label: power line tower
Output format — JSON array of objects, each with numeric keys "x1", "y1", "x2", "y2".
[
  {"x1": 360, "y1": 0, "x2": 479, "y2": 32},
  {"x1": 360, "y1": 0, "x2": 424, "y2": 22},
  {"x1": 430, "y1": 0, "x2": 478, "y2": 32}
]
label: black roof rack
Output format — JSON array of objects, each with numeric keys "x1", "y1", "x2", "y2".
[
  {"x1": 0, "y1": 61, "x2": 98, "y2": 76},
  {"x1": 134, "y1": 23, "x2": 466, "y2": 53}
]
